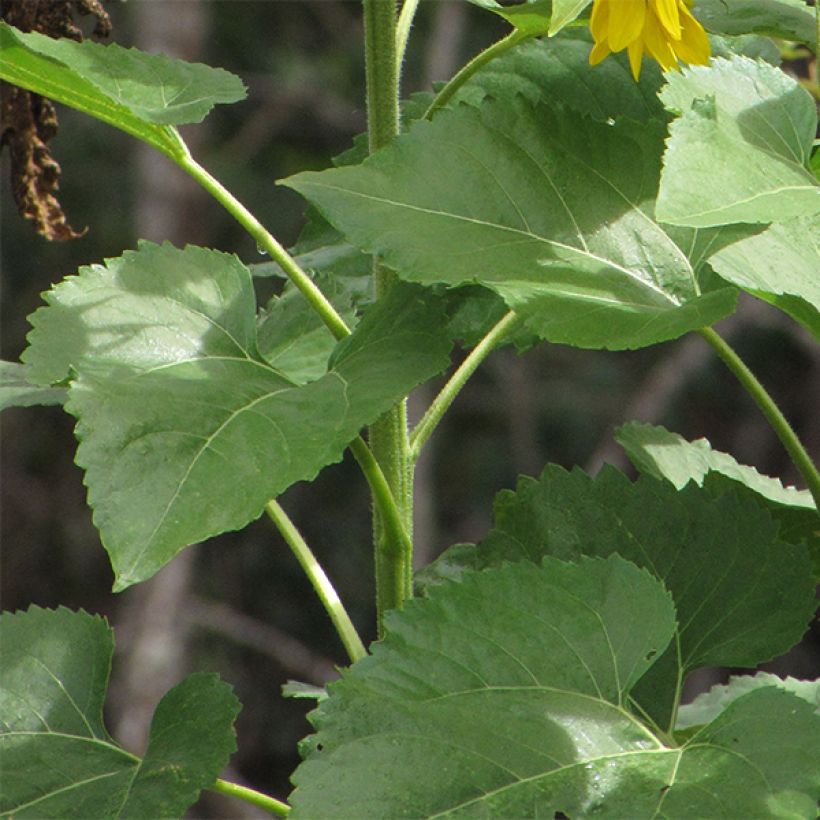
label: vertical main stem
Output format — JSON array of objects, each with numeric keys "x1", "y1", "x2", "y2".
[{"x1": 363, "y1": 0, "x2": 412, "y2": 634}]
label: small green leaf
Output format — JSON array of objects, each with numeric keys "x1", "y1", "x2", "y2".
[
  {"x1": 292, "y1": 560, "x2": 820, "y2": 817},
  {"x1": 549, "y1": 0, "x2": 592, "y2": 34},
  {"x1": 615, "y1": 422, "x2": 819, "y2": 574},
  {"x1": 657, "y1": 56, "x2": 820, "y2": 228},
  {"x1": 677, "y1": 673, "x2": 820, "y2": 729},
  {"x1": 0, "y1": 607, "x2": 240, "y2": 818},
  {"x1": 465, "y1": 0, "x2": 553, "y2": 35},
  {"x1": 0, "y1": 361, "x2": 65, "y2": 410},
  {"x1": 284, "y1": 96, "x2": 737, "y2": 351},
  {"x1": 693, "y1": 0, "x2": 817, "y2": 50},
  {"x1": 615, "y1": 421, "x2": 815, "y2": 510},
  {"x1": 419, "y1": 466, "x2": 815, "y2": 727},
  {"x1": 23, "y1": 243, "x2": 453, "y2": 588}
]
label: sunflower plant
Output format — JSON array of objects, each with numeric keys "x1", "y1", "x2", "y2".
[{"x1": 1, "y1": 0, "x2": 819, "y2": 816}]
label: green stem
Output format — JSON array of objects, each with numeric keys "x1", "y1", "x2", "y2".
[
  {"x1": 410, "y1": 311, "x2": 522, "y2": 461},
  {"x1": 396, "y1": 0, "x2": 421, "y2": 76},
  {"x1": 699, "y1": 326, "x2": 820, "y2": 509},
  {"x1": 209, "y1": 779, "x2": 290, "y2": 817},
  {"x1": 363, "y1": 0, "x2": 413, "y2": 634},
  {"x1": 265, "y1": 500, "x2": 367, "y2": 663},
  {"x1": 423, "y1": 29, "x2": 529, "y2": 120},
  {"x1": 178, "y1": 153, "x2": 351, "y2": 342}
]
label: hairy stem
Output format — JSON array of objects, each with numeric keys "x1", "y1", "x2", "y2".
[
  {"x1": 410, "y1": 311, "x2": 522, "y2": 461},
  {"x1": 178, "y1": 154, "x2": 351, "y2": 342},
  {"x1": 265, "y1": 500, "x2": 367, "y2": 663},
  {"x1": 210, "y1": 779, "x2": 290, "y2": 816},
  {"x1": 363, "y1": 0, "x2": 413, "y2": 634},
  {"x1": 699, "y1": 326, "x2": 820, "y2": 509},
  {"x1": 423, "y1": 29, "x2": 529, "y2": 120}
]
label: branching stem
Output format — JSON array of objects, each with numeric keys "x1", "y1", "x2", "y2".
[
  {"x1": 210, "y1": 779, "x2": 290, "y2": 816},
  {"x1": 265, "y1": 500, "x2": 367, "y2": 663},
  {"x1": 396, "y1": 0, "x2": 421, "y2": 76},
  {"x1": 699, "y1": 326, "x2": 820, "y2": 509},
  {"x1": 410, "y1": 311, "x2": 522, "y2": 461}
]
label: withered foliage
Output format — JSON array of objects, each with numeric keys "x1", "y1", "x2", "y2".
[{"x1": 1, "y1": 0, "x2": 112, "y2": 241}]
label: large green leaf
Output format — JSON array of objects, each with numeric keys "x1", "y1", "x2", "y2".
[
  {"x1": 23, "y1": 242, "x2": 453, "y2": 588},
  {"x1": 418, "y1": 465, "x2": 815, "y2": 728},
  {"x1": 284, "y1": 96, "x2": 737, "y2": 351},
  {"x1": 291, "y1": 558, "x2": 820, "y2": 817},
  {"x1": 706, "y1": 215, "x2": 820, "y2": 338},
  {"x1": 0, "y1": 606, "x2": 240, "y2": 817},
  {"x1": 693, "y1": 0, "x2": 817, "y2": 50},
  {"x1": 0, "y1": 361, "x2": 65, "y2": 410},
  {"x1": 657, "y1": 56, "x2": 820, "y2": 228}
]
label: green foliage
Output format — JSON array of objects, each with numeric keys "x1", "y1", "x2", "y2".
[
  {"x1": 657, "y1": 56, "x2": 820, "y2": 228},
  {"x1": 693, "y1": 0, "x2": 817, "y2": 49},
  {"x1": 0, "y1": 22, "x2": 244, "y2": 160},
  {"x1": 22, "y1": 243, "x2": 454, "y2": 589},
  {"x1": 0, "y1": 361, "x2": 65, "y2": 410},
  {"x1": 419, "y1": 466, "x2": 815, "y2": 727},
  {"x1": 285, "y1": 95, "x2": 737, "y2": 351},
  {"x1": 2, "y1": 2, "x2": 818, "y2": 816},
  {"x1": 0, "y1": 607, "x2": 239, "y2": 817},
  {"x1": 292, "y1": 557, "x2": 820, "y2": 817}
]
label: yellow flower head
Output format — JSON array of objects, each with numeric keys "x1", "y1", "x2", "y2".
[{"x1": 588, "y1": 0, "x2": 711, "y2": 80}]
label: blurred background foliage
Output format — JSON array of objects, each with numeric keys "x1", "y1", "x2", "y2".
[{"x1": 1, "y1": 1, "x2": 817, "y2": 814}]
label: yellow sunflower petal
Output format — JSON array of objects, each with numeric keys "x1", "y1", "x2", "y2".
[
  {"x1": 643, "y1": 5, "x2": 679, "y2": 70},
  {"x1": 628, "y1": 38, "x2": 645, "y2": 80},
  {"x1": 589, "y1": 39, "x2": 613, "y2": 66},
  {"x1": 607, "y1": 0, "x2": 646, "y2": 51},
  {"x1": 589, "y1": 0, "x2": 611, "y2": 45},
  {"x1": 674, "y1": 2, "x2": 711, "y2": 65},
  {"x1": 651, "y1": 0, "x2": 682, "y2": 39}
]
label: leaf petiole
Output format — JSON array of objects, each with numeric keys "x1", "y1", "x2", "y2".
[
  {"x1": 265, "y1": 500, "x2": 367, "y2": 664},
  {"x1": 178, "y1": 153, "x2": 352, "y2": 342},
  {"x1": 209, "y1": 778, "x2": 291, "y2": 816},
  {"x1": 410, "y1": 310, "x2": 522, "y2": 461}
]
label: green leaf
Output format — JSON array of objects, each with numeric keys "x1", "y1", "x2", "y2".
[
  {"x1": 292, "y1": 556, "x2": 680, "y2": 817},
  {"x1": 419, "y1": 465, "x2": 815, "y2": 727},
  {"x1": 693, "y1": 0, "x2": 817, "y2": 50},
  {"x1": 615, "y1": 421, "x2": 815, "y2": 510},
  {"x1": 284, "y1": 96, "x2": 737, "y2": 351},
  {"x1": 549, "y1": 0, "x2": 592, "y2": 34},
  {"x1": 292, "y1": 560, "x2": 820, "y2": 817},
  {"x1": 22, "y1": 243, "x2": 453, "y2": 589},
  {"x1": 657, "y1": 56, "x2": 820, "y2": 228},
  {"x1": 454, "y1": 33, "x2": 666, "y2": 123},
  {"x1": 257, "y1": 274, "x2": 358, "y2": 385},
  {"x1": 615, "y1": 422, "x2": 820, "y2": 574},
  {"x1": 465, "y1": 0, "x2": 553, "y2": 35},
  {"x1": 706, "y1": 215, "x2": 820, "y2": 338},
  {"x1": 0, "y1": 24, "x2": 183, "y2": 159},
  {"x1": 0, "y1": 606, "x2": 240, "y2": 818},
  {"x1": 677, "y1": 673, "x2": 820, "y2": 729},
  {"x1": 0, "y1": 361, "x2": 65, "y2": 410}
]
